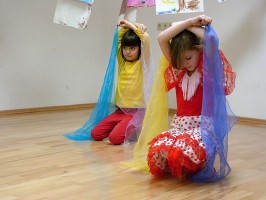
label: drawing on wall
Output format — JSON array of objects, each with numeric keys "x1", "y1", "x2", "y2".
[
  {"x1": 127, "y1": 0, "x2": 156, "y2": 7},
  {"x1": 79, "y1": 0, "x2": 94, "y2": 3},
  {"x1": 53, "y1": 0, "x2": 94, "y2": 29},
  {"x1": 155, "y1": 0, "x2": 204, "y2": 15}
]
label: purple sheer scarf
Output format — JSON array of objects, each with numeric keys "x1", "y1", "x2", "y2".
[
  {"x1": 123, "y1": 38, "x2": 156, "y2": 147},
  {"x1": 191, "y1": 26, "x2": 238, "y2": 182}
]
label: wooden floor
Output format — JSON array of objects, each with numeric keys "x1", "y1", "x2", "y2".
[{"x1": 0, "y1": 109, "x2": 266, "y2": 200}]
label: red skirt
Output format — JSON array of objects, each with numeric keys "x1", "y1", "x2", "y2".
[{"x1": 147, "y1": 116, "x2": 206, "y2": 178}]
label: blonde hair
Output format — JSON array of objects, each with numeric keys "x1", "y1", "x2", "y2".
[{"x1": 170, "y1": 30, "x2": 202, "y2": 69}]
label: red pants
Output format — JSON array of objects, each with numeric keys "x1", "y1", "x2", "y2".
[{"x1": 91, "y1": 108, "x2": 135, "y2": 145}]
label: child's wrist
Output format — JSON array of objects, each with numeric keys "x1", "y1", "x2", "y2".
[{"x1": 185, "y1": 18, "x2": 193, "y2": 27}]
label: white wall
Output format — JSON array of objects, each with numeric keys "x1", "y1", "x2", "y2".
[
  {"x1": 0, "y1": 0, "x2": 265, "y2": 119},
  {"x1": 0, "y1": 0, "x2": 120, "y2": 109}
]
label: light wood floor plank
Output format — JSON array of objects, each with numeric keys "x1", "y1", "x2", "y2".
[{"x1": 0, "y1": 109, "x2": 266, "y2": 200}]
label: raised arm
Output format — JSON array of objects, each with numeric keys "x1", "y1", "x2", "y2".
[
  {"x1": 117, "y1": 20, "x2": 150, "y2": 66},
  {"x1": 158, "y1": 15, "x2": 212, "y2": 63},
  {"x1": 117, "y1": 20, "x2": 147, "y2": 33}
]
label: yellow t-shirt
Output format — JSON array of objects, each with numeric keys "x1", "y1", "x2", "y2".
[{"x1": 115, "y1": 28, "x2": 150, "y2": 108}]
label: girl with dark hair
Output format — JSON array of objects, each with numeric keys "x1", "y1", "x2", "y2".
[{"x1": 90, "y1": 20, "x2": 150, "y2": 145}]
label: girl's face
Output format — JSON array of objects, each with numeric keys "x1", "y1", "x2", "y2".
[
  {"x1": 180, "y1": 49, "x2": 201, "y2": 73},
  {"x1": 122, "y1": 45, "x2": 140, "y2": 62}
]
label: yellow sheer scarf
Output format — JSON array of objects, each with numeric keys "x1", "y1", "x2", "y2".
[{"x1": 122, "y1": 55, "x2": 170, "y2": 172}]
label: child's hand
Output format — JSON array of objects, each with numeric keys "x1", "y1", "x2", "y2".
[
  {"x1": 117, "y1": 20, "x2": 147, "y2": 33},
  {"x1": 117, "y1": 20, "x2": 129, "y2": 28},
  {"x1": 190, "y1": 15, "x2": 212, "y2": 27},
  {"x1": 135, "y1": 23, "x2": 147, "y2": 33}
]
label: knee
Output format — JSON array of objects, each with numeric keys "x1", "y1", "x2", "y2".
[
  {"x1": 109, "y1": 134, "x2": 124, "y2": 145},
  {"x1": 91, "y1": 128, "x2": 102, "y2": 141}
]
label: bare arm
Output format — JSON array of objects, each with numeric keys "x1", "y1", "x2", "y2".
[
  {"x1": 158, "y1": 15, "x2": 212, "y2": 63},
  {"x1": 186, "y1": 26, "x2": 205, "y2": 39}
]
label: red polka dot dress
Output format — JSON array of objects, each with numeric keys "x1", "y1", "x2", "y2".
[{"x1": 147, "y1": 59, "x2": 207, "y2": 179}]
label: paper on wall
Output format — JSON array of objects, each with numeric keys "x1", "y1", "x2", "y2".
[
  {"x1": 79, "y1": 0, "x2": 94, "y2": 3},
  {"x1": 155, "y1": 0, "x2": 204, "y2": 15},
  {"x1": 127, "y1": 0, "x2": 155, "y2": 7},
  {"x1": 53, "y1": 0, "x2": 93, "y2": 29}
]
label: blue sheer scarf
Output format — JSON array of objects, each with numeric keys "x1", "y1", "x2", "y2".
[
  {"x1": 64, "y1": 27, "x2": 118, "y2": 140},
  {"x1": 191, "y1": 26, "x2": 238, "y2": 182}
]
